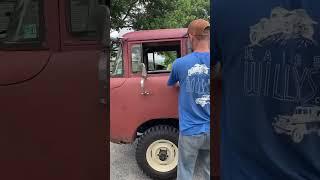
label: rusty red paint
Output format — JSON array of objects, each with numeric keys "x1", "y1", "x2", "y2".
[
  {"x1": 122, "y1": 28, "x2": 188, "y2": 42},
  {"x1": 110, "y1": 29, "x2": 188, "y2": 143},
  {"x1": 0, "y1": 1, "x2": 108, "y2": 180}
]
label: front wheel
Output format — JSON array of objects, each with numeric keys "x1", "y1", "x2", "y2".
[
  {"x1": 292, "y1": 128, "x2": 304, "y2": 143},
  {"x1": 136, "y1": 125, "x2": 179, "y2": 180}
]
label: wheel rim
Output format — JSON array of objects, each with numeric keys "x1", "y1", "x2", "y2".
[{"x1": 146, "y1": 139, "x2": 178, "y2": 172}]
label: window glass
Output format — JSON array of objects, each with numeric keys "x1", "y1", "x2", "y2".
[
  {"x1": 110, "y1": 42, "x2": 123, "y2": 76},
  {"x1": 0, "y1": 0, "x2": 40, "y2": 44},
  {"x1": 147, "y1": 51, "x2": 177, "y2": 71},
  {"x1": 131, "y1": 44, "x2": 142, "y2": 73},
  {"x1": 69, "y1": 0, "x2": 106, "y2": 38}
]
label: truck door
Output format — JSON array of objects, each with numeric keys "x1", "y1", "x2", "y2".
[
  {"x1": 0, "y1": 0, "x2": 109, "y2": 179},
  {"x1": 0, "y1": 0, "x2": 50, "y2": 85},
  {"x1": 110, "y1": 40, "x2": 186, "y2": 141}
]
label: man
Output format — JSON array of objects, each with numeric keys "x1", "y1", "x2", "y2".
[
  {"x1": 212, "y1": 1, "x2": 320, "y2": 179},
  {"x1": 167, "y1": 19, "x2": 211, "y2": 180}
]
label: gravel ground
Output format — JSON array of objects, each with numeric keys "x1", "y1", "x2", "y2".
[{"x1": 110, "y1": 141, "x2": 204, "y2": 180}]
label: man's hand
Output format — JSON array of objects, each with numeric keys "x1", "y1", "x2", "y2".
[{"x1": 168, "y1": 81, "x2": 180, "y2": 88}]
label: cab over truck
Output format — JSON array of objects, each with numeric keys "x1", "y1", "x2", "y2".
[
  {"x1": 110, "y1": 28, "x2": 191, "y2": 179},
  {"x1": 0, "y1": 1, "x2": 109, "y2": 180}
]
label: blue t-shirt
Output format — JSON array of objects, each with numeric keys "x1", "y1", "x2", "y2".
[
  {"x1": 168, "y1": 52, "x2": 210, "y2": 136},
  {"x1": 213, "y1": 1, "x2": 320, "y2": 179}
]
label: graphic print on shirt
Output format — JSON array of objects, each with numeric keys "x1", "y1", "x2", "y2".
[
  {"x1": 272, "y1": 105, "x2": 320, "y2": 143},
  {"x1": 249, "y1": 7, "x2": 318, "y2": 47},
  {"x1": 186, "y1": 64, "x2": 210, "y2": 107},
  {"x1": 243, "y1": 7, "x2": 320, "y2": 143}
]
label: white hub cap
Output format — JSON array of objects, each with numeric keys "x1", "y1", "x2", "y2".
[{"x1": 146, "y1": 139, "x2": 178, "y2": 172}]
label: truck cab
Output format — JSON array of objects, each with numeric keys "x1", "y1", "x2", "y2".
[{"x1": 110, "y1": 28, "x2": 190, "y2": 179}]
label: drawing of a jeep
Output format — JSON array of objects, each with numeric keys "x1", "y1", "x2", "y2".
[
  {"x1": 249, "y1": 7, "x2": 318, "y2": 46},
  {"x1": 272, "y1": 106, "x2": 320, "y2": 143},
  {"x1": 188, "y1": 64, "x2": 209, "y2": 76},
  {"x1": 195, "y1": 95, "x2": 210, "y2": 107}
]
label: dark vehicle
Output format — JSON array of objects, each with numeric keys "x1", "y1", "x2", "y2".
[{"x1": 0, "y1": 0, "x2": 109, "y2": 180}]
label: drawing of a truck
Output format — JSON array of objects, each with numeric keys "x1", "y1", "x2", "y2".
[
  {"x1": 272, "y1": 105, "x2": 320, "y2": 143},
  {"x1": 195, "y1": 95, "x2": 210, "y2": 107}
]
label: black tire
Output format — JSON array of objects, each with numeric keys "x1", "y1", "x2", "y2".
[{"x1": 136, "y1": 125, "x2": 179, "y2": 180}]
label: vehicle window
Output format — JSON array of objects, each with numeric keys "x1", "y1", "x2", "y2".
[
  {"x1": 147, "y1": 51, "x2": 178, "y2": 71},
  {"x1": 131, "y1": 44, "x2": 142, "y2": 73},
  {"x1": 142, "y1": 42, "x2": 181, "y2": 73},
  {"x1": 110, "y1": 42, "x2": 123, "y2": 76},
  {"x1": 0, "y1": 0, "x2": 41, "y2": 44},
  {"x1": 69, "y1": 0, "x2": 106, "y2": 38}
]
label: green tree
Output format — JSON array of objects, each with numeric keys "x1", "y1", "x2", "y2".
[
  {"x1": 111, "y1": 0, "x2": 209, "y2": 30},
  {"x1": 110, "y1": 0, "x2": 210, "y2": 70}
]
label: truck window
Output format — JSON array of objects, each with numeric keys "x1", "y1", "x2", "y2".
[
  {"x1": 131, "y1": 44, "x2": 143, "y2": 73},
  {"x1": 0, "y1": 0, "x2": 41, "y2": 45},
  {"x1": 147, "y1": 51, "x2": 178, "y2": 71},
  {"x1": 131, "y1": 42, "x2": 181, "y2": 74},
  {"x1": 111, "y1": 42, "x2": 123, "y2": 76},
  {"x1": 69, "y1": 0, "x2": 106, "y2": 39},
  {"x1": 143, "y1": 41, "x2": 181, "y2": 73}
]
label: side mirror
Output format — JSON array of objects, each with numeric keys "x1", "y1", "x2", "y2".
[{"x1": 141, "y1": 63, "x2": 147, "y2": 79}]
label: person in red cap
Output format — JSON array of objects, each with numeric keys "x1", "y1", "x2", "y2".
[{"x1": 167, "y1": 19, "x2": 211, "y2": 180}]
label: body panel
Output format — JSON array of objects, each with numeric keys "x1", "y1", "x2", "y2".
[{"x1": 0, "y1": 1, "x2": 108, "y2": 179}]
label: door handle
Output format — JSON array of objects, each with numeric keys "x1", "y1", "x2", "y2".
[{"x1": 140, "y1": 78, "x2": 150, "y2": 95}]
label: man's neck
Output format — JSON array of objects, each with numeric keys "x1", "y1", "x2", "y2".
[
  {"x1": 193, "y1": 49, "x2": 210, "y2": 53},
  {"x1": 193, "y1": 42, "x2": 210, "y2": 52}
]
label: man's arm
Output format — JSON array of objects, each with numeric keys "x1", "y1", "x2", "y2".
[{"x1": 167, "y1": 61, "x2": 179, "y2": 87}]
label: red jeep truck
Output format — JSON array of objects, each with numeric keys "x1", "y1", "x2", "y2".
[
  {"x1": 110, "y1": 28, "x2": 191, "y2": 179},
  {"x1": 0, "y1": 1, "x2": 109, "y2": 180}
]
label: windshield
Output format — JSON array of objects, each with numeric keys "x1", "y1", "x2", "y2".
[{"x1": 110, "y1": 41, "x2": 123, "y2": 76}]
